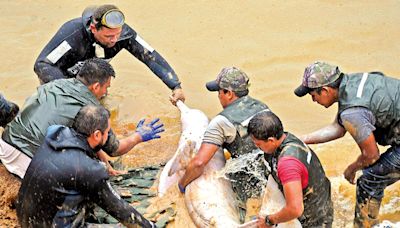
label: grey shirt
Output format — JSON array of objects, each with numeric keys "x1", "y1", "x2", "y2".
[
  {"x1": 339, "y1": 107, "x2": 376, "y2": 143},
  {"x1": 202, "y1": 115, "x2": 237, "y2": 146}
]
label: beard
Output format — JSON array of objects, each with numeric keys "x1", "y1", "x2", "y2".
[{"x1": 92, "y1": 141, "x2": 104, "y2": 153}]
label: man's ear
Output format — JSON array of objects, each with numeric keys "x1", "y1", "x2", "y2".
[
  {"x1": 89, "y1": 82, "x2": 100, "y2": 92},
  {"x1": 322, "y1": 86, "x2": 331, "y2": 94},
  {"x1": 227, "y1": 90, "x2": 235, "y2": 99},
  {"x1": 92, "y1": 129, "x2": 102, "y2": 141},
  {"x1": 89, "y1": 23, "x2": 97, "y2": 33}
]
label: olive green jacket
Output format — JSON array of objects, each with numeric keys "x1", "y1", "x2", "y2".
[
  {"x1": 2, "y1": 78, "x2": 119, "y2": 158},
  {"x1": 338, "y1": 72, "x2": 400, "y2": 146}
]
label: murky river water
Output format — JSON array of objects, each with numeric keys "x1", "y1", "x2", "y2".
[{"x1": 1, "y1": 1, "x2": 399, "y2": 227}]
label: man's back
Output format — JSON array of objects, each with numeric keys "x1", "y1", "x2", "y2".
[
  {"x1": 17, "y1": 125, "x2": 108, "y2": 227},
  {"x1": 2, "y1": 78, "x2": 98, "y2": 158}
]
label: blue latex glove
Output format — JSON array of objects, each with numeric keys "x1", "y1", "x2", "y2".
[{"x1": 135, "y1": 118, "x2": 165, "y2": 142}]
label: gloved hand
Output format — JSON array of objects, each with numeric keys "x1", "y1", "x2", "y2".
[
  {"x1": 135, "y1": 118, "x2": 165, "y2": 142},
  {"x1": 169, "y1": 88, "x2": 185, "y2": 106}
]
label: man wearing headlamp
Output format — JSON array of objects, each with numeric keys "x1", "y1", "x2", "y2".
[{"x1": 34, "y1": 4, "x2": 185, "y2": 105}]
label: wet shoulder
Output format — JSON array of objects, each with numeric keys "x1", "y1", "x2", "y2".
[{"x1": 280, "y1": 133, "x2": 309, "y2": 155}]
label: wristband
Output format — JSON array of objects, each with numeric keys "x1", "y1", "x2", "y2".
[
  {"x1": 265, "y1": 215, "x2": 276, "y2": 227},
  {"x1": 178, "y1": 183, "x2": 186, "y2": 193}
]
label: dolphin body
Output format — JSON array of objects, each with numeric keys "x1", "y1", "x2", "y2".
[
  {"x1": 158, "y1": 101, "x2": 301, "y2": 227},
  {"x1": 239, "y1": 174, "x2": 302, "y2": 228},
  {"x1": 158, "y1": 101, "x2": 240, "y2": 227}
]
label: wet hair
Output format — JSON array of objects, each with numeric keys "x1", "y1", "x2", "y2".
[
  {"x1": 222, "y1": 89, "x2": 249, "y2": 98},
  {"x1": 76, "y1": 58, "x2": 115, "y2": 86},
  {"x1": 73, "y1": 104, "x2": 110, "y2": 136},
  {"x1": 92, "y1": 4, "x2": 120, "y2": 30},
  {"x1": 248, "y1": 111, "x2": 283, "y2": 140},
  {"x1": 311, "y1": 73, "x2": 344, "y2": 95}
]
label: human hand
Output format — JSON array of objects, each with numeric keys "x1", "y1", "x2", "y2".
[
  {"x1": 135, "y1": 118, "x2": 165, "y2": 142},
  {"x1": 257, "y1": 216, "x2": 269, "y2": 228},
  {"x1": 344, "y1": 165, "x2": 357, "y2": 184},
  {"x1": 169, "y1": 88, "x2": 185, "y2": 106},
  {"x1": 107, "y1": 166, "x2": 128, "y2": 176}
]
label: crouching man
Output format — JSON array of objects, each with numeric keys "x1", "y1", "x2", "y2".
[
  {"x1": 16, "y1": 105, "x2": 155, "y2": 228},
  {"x1": 248, "y1": 111, "x2": 333, "y2": 227}
]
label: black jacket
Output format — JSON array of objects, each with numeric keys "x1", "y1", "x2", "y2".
[
  {"x1": 17, "y1": 125, "x2": 152, "y2": 228},
  {"x1": 34, "y1": 9, "x2": 181, "y2": 90}
]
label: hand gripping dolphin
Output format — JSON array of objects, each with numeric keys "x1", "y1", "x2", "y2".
[{"x1": 158, "y1": 101, "x2": 301, "y2": 227}]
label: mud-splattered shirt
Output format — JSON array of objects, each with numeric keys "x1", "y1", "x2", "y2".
[{"x1": 339, "y1": 107, "x2": 376, "y2": 143}]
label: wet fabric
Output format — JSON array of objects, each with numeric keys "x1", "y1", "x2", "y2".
[
  {"x1": 0, "y1": 138, "x2": 30, "y2": 179},
  {"x1": 269, "y1": 133, "x2": 333, "y2": 227},
  {"x1": 17, "y1": 125, "x2": 153, "y2": 228},
  {"x1": 2, "y1": 78, "x2": 119, "y2": 159},
  {"x1": 339, "y1": 107, "x2": 376, "y2": 144},
  {"x1": 34, "y1": 11, "x2": 181, "y2": 89},
  {"x1": 354, "y1": 145, "x2": 400, "y2": 227},
  {"x1": 338, "y1": 72, "x2": 400, "y2": 146},
  {"x1": 277, "y1": 156, "x2": 308, "y2": 189},
  {"x1": 337, "y1": 72, "x2": 400, "y2": 227},
  {"x1": 92, "y1": 162, "x2": 175, "y2": 228}
]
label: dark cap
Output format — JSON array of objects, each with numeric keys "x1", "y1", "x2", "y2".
[
  {"x1": 294, "y1": 61, "x2": 341, "y2": 97},
  {"x1": 206, "y1": 67, "x2": 250, "y2": 92}
]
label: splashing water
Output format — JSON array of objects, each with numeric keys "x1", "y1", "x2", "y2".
[{"x1": 215, "y1": 149, "x2": 269, "y2": 193}]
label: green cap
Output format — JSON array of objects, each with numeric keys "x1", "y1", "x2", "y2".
[
  {"x1": 294, "y1": 61, "x2": 341, "y2": 97},
  {"x1": 206, "y1": 67, "x2": 250, "y2": 92}
]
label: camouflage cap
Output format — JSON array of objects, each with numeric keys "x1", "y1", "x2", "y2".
[
  {"x1": 206, "y1": 67, "x2": 250, "y2": 92},
  {"x1": 294, "y1": 61, "x2": 341, "y2": 97}
]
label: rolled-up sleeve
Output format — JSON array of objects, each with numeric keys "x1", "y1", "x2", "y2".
[
  {"x1": 202, "y1": 115, "x2": 237, "y2": 146},
  {"x1": 339, "y1": 107, "x2": 376, "y2": 144}
]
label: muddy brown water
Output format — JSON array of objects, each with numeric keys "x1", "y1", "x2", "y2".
[{"x1": 1, "y1": 1, "x2": 399, "y2": 227}]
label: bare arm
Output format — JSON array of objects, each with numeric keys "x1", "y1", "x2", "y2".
[
  {"x1": 113, "y1": 118, "x2": 164, "y2": 156},
  {"x1": 340, "y1": 108, "x2": 380, "y2": 184},
  {"x1": 178, "y1": 143, "x2": 219, "y2": 188},
  {"x1": 97, "y1": 150, "x2": 127, "y2": 176},
  {"x1": 344, "y1": 133, "x2": 380, "y2": 184},
  {"x1": 258, "y1": 181, "x2": 304, "y2": 227},
  {"x1": 115, "y1": 133, "x2": 143, "y2": 156},
  {"x1": 300, "y1": 120, "x2": 346, "y2": 144}
]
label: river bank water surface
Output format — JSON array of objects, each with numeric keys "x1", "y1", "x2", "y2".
[{"x1": 0, "y1": 1, "x2": 399, "y2": 227}]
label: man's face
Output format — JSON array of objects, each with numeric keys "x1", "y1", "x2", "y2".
[
  {"x1": 308, "y1": 87, "x2": 336, "y2": 108},
  {"x1": 91, "y1": 26, "x2": 122, "y2": 48},
  {"x1": 218, "y1": 89, "x2": 230, "y2": 108},
  {"x1": 94, "y1": 77, "x2": 112, "y2": 100},
  {"x1": 101, "y1": 119, "x2": 111, "y2": 145},
  {"x1": 93, "y1": 119, "x2": 111, "y2": 152},
  {"x1": 251, "y1": 135, "x2": 275, "y2": 154}
]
